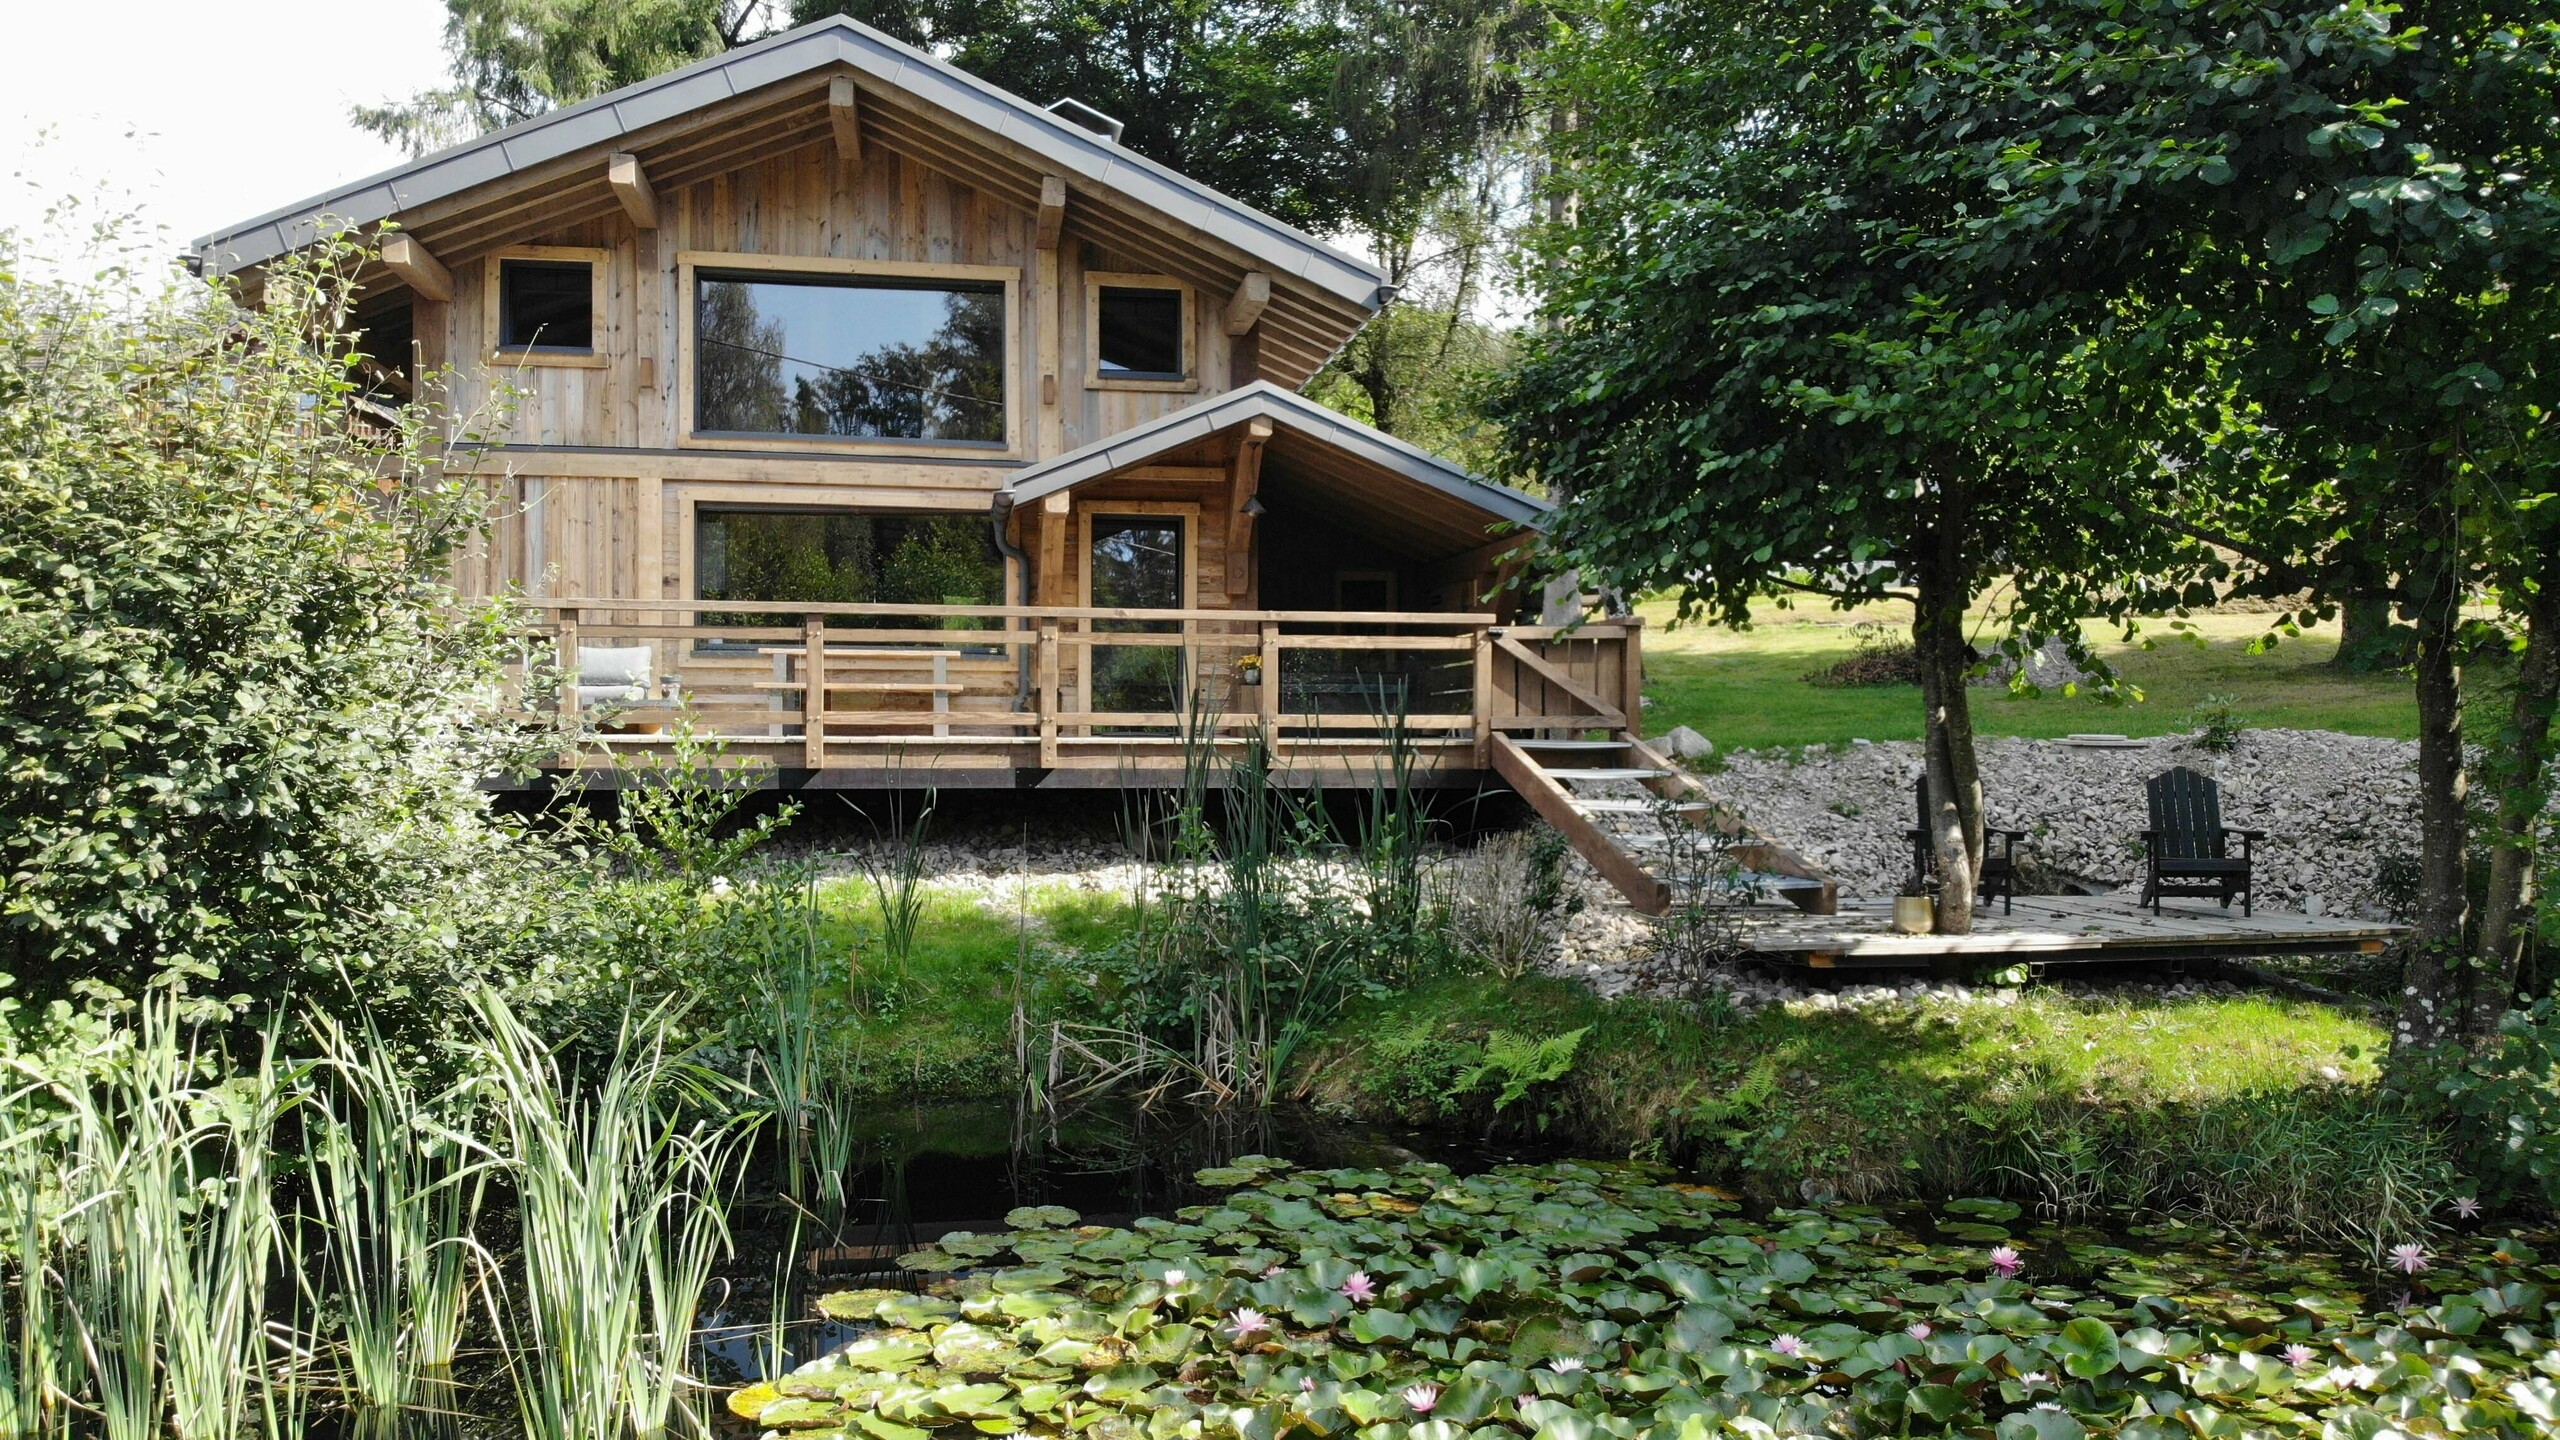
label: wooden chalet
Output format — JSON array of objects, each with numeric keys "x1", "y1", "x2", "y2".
[{"x1": 190, "y1": 13, "x2": 1831, "y2": 914}]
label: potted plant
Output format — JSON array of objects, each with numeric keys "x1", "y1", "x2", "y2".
[
  {"x1": 1892, "y1": 874, "x2": 1934, "y2": 934},
  {"x1": 1237, "y1": 653, "x2": 1264, "y2": 687}
]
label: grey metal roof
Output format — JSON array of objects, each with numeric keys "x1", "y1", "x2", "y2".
[
  {"x1": 189, "y1": 15, "x2": 1392, "y2": 309},
  {"x1": 1002, "y1": 381, "x2": 1550, "y2": 528}
]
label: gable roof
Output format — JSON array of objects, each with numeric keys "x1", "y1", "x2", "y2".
[
  {"x1": 1004, "y1": 380, "x2": 1549, "y2": 535},
  {"x1": 192, "y1": 15, "x2": 1388, "y2": 304}
]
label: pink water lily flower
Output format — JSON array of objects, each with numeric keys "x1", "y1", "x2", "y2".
[
  {"x1": 1162, "y1": 1268, "x2": 1189, "y2": 1289},
  {"x1": 1229, "y1": 1308, "x2": 1272, "y2": 1340},
  {"x1": 2452, "y1": 1196, "x2": 2483, "y2": 1220},
  {"x1": 2283, "y1": 1344, "x2": 2316, "y2": 1368},
  {"x1": 1299, "y1": 1377, "x2": 1317, "y2": 1394},
  {"x1": 1401, "y1": 1383, "x2": 1442, "y2": 1415},
  {"x1": 1989, "y1": 1246, "x2": 2024, "y2": 1278},
  {"x1": 1341, "y1": 1271, "x2": 1378, "y2": 1303},
  {"x1": 1905, "y1": 1322, "x2": 1932, "y2": 1342},
  {"x1": 1771, "y1": 1334, "x2": 1805, "y2": 1359},
  {"x1": 2390, "y1": 1243, "x2": 2431, "y2": 1275}
]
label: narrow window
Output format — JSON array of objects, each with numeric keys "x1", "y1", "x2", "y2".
[
  {"x1": 1095, "y1": 284, "x2": 1185, "y2": 379},
  {"x1": 498, "y1": 258, "x2": 595, "y2": 351},
  {"x1": 694, "y1": 273, "x2": 1007, "y2": 444}
]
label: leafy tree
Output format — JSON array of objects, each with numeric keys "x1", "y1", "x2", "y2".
[
  {"x1": 0, "y1": 231, "x2": 546, "y2": 1032},
  {"x1": 1876, "y1": 0, "x2": 2560, "y2": 1042},
  {"x1": 1491, "y1": 0, "x2": 2201, "y2": 931}
]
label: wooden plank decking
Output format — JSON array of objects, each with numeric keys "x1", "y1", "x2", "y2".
[{"x1": 1733, "y1": 892, "x2": 2403, "y2": 968}]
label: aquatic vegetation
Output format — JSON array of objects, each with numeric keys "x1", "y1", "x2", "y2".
[{"x1": 739, "y1": 1157, "x2": 2560, "y2": 1440}]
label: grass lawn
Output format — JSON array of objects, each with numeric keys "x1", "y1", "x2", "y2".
[
  {"x1": 1636, "y1": 598, "x2": 2440, "y2": 752},
  {"x1": 1294, "y1": 974, "x2": 2431, "y2": 1239},
  {"x1": 805, "y1": 878, "x2": 1138, "y2": 1096}
]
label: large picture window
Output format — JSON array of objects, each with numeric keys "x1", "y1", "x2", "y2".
[
  {"x1": 693, "y1": 270, "x2": 1007, "y2": 444},
  {"x1": 694, "y1": 508, "x2": 1004, "y2": 630}
]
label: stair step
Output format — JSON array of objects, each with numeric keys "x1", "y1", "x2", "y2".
[
  {"x1": 1514, "y1": 738, "x2": 1631, "y2": 751},
  {"x1": 1541, "y1": 767, "x2": 1673, "y2": 783},
  {"x1": 1572, "y1": 798, "x2": 1713, "y2": 815}
]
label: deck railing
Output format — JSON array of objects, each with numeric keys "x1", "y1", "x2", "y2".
[{"x1": 520, "y1": 598, "x2": 1643, "y2": 772}]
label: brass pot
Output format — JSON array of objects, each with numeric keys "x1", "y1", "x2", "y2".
[{"x1": 1891, "y1": 895, "x2": 1935, "y2": 934}]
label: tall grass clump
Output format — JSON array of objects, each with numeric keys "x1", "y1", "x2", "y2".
[
  {"x1": 472, "y1": 990, "x2": 749, "y2": 1440},
  {"x1": 5, "y1": 1003, "x2": 298, "y2": 1440},
  {"x1": 854, "y1": 787, "x2": 938, "y2": 996},
  {"x1": 302, "y1": 1012, "x2": 488, "y2": 1419},
  {"x1": 1063, "y1": 701, "x2": 1453, "y2": 1106}
]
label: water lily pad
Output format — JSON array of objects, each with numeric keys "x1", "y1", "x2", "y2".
[
  {"x1": 935, "y1": 1322, "x2": 1027, "y2": 1374},
  {"x1": 1008, "y1": 1204, "x2": 1083, "y2": 1230}
]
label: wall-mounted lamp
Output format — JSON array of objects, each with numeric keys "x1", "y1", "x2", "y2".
[{"x1": 1241, "y1": 496, "x2": 1266, "y2": 517}]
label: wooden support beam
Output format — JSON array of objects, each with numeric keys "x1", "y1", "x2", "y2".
[
  {"x1": 1223, "y1": 271, "x2": 1271, "y2": 335},
  {"x1": 1420, "y1": 530, "x2": 1536, "y2": 591},
  {"x1": 1224, "y1": 417, "x2": 1272, "y2": 597},
  {"x1": 828, "y1": 76, "x2": 862, "y2": 168},
  {"x1": 1035, "y1": 175, "x2": 1067, "y2": 251},
  {"x1": 380, "y1": 234, "x2": 454, "y2": 303},
  {"x1": 606, "y1": 152, "x2": 659, "y2": 229}
]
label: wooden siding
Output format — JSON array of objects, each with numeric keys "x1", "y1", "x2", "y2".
[{"x1": 435, "y1": 139, "x2": 1258, "y2": 608}]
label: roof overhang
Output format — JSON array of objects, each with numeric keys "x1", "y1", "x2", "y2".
[
  {"x1": 190, "y1": 17, "x2": 1391, "y2": 383},
  {"x1": 1002, "y1": 381, "x2": 1547, "y2": 562}
]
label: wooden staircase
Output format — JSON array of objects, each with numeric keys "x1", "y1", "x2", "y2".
[{"x1": 1489, "y1": 732, "x2": 1839, "y2": 917}]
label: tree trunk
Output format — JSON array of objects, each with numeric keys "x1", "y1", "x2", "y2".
[
  {"x1": 1912, "y1": 514, "x2": 1981, "y2": 936},
  {"x1": 2333, "y1": 592, "x2": 2413, "y2": 671},
  {"x1": 2396, "y1": 547, "x2": 2472, "y2": 1051},
  {"x1": 2462, "y1": 578, "x2": 2559, "y2": 1043}
]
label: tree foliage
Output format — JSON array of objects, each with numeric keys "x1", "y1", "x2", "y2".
[{"x1": 1492, "y1": 0, "x2": 2203, "y2": 929}]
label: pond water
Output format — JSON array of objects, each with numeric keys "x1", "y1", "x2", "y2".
[{"x1": 694, "y1": 1099, "x2": 1566, "y2": 1384}]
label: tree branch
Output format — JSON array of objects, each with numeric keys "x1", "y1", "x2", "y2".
[{"x1": 1770, "y1": 575, "x2": 1919, "y2": 605}]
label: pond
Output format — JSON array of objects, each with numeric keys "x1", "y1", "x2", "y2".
[{"x1": 710, "y1": 1108, "x2": 2560, "y2": 1440}]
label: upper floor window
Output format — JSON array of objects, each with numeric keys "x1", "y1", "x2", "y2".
[
  {"x1": 485, "y1": 246, "x2": 607, "y2": 366},
  {"x1": 1087, "y1": 273, "x2": 1194, "y2": 390},
  {"x1": 692, "y1": 267, "x2": 1008, "y2": 445}
]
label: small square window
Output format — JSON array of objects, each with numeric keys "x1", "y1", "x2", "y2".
[
  {"x1": 1096, "y1": 284, "x2": 1184, "y2": 378},
  {"x1": 499, "y1": 259, "x2": 595, "y2": 351}
]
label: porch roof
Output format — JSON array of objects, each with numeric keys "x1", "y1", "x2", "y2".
[{"x1": 1001, "y1": 382, "x2": 1548, "y2": 558}]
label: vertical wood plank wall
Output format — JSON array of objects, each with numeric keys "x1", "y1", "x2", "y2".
[{"x1": 440, "y1": 139, "x2": 1247, "y2": 608}]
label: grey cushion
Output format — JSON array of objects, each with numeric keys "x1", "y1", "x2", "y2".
[{"x1": 577, "y1": 645, "x2": 654, "y2": 688}]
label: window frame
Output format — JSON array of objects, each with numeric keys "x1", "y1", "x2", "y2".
[
  {"x1": 483, "y1": 245, "x2": 609, "y2": 368},
  {"x1": 1074, "y1": 499, "x2": 1200, "y2": 716},
  {"x1": 674, "y1": 491, "x2": 1021, "y2": 646},
  {"x1": 676, "y1": 251, "x2": 1023, "y2": 458},
  {"x1": 1084, "y1": 272, "x2": 1197, "y2": 393}
]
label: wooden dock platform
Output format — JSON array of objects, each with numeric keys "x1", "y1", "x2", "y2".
[{"x1": 1735, "y1": 892, "x2": 2403, "y2": 969}]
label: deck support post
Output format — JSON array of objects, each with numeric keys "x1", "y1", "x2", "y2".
[
  {"x1": 802, "y1": 615, "x2": 828, "y2": 770},
  {"x1": 1618, "y1": 618, "x2": 1645, "y2": 739},
  {"x1": 1037, "y1": 625, "x2": 1060, "y2": 767}
]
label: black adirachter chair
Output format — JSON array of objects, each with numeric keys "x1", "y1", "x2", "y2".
[
  {"x1": 2139, "y1": 766, "x2": 2263, "y2": 915},
  {"x1": 1906, "y1": 777, "x2": 2026, "y2": 914}
]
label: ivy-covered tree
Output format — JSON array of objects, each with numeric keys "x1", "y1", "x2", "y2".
[
  {"x1": 1492, "y1": 0, "x2": 2203, "y2": 932},
  {"x1": 1877, "y1": 0, "x2": 2560, "y2": 1043}
]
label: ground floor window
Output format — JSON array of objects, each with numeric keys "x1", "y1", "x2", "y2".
[{"x1": 694, "y1": 507, "x2": 1002, "y2": 630}]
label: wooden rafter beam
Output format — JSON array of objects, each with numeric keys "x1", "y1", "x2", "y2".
[
  {"x1": 1223, "y1": 271, "x2": 1271, "y2": 335},
  {"x1": 606, "y1": 152, "x2": 659, "y2": 229},
  {"x1": 379, "y1": 234, "x2": 454, "y2": 303},
  {"x1": 1225, "y1": 417, "x2": 1273, "y2": 597},
  {"x1": 1420, "y1": 530, "x2": 1536, "y2": 591},
  {"x1": 829, "y1": 75, "x2": 862, "y2": 168},
  {"x1": 1035, "y1": 175, "x2": 1068, "y2": 251}
]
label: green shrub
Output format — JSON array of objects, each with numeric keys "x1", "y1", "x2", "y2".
[
  {"x1": 2417, "y1": 997, "x2": 2560, "y2": 1212},
  {"x1": 0, "y1": 230, "x2": 540, "y2": 1031}
]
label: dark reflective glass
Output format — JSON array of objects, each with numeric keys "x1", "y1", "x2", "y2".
[
  {"x1": 499, "y1": 260, "x2": 593, "y2": 350},
  {"x1": 694, "y1": 508, "x2": 1004, "y2": 630},
  {"x1": 695, "y1": 274, "x2": 1006, "y2": 443},
  {"x1": 1096, "y1": 286, "x2": 1183, "y2": 378}
]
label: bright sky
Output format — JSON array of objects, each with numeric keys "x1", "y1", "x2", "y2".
[{"x1": 2, "y1": 0, "x2": 451, "y2": 278}]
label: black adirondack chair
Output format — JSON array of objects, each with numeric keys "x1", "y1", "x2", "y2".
[
  {"x1": 1906, "y1": 777, "x2": 2026, "y2": 914},
  {"x1": 2139, "y1": 766, "x2": 2263, "y2": 915}
]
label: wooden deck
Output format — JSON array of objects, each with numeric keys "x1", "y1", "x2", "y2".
[{"x1": 1734, "y1": 892, "x2": 2404, "y2": 969}]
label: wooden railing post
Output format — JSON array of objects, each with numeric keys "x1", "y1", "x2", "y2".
[
  {"x1": 1258, "y1": 623, "x2": 1281, "y2": 732},
  {"x1": 801, "y1": 614, "x2": 828, "y2": 770},
  {"x1": 1037, "y1": 623, "x2": 1060, "y2": 768},
  {"x1": 1472, "y1": 624, "x2": 1494, "y2": 767},
  {"x1": 554, "y1": 610, "x2": 581, "y2": 769},
  {"x1": 1619, "y1": 617, "x2": 1646, "y2": 739}
]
